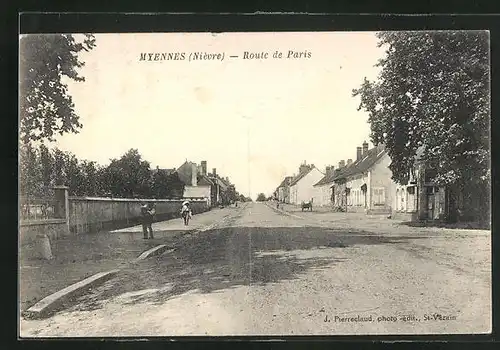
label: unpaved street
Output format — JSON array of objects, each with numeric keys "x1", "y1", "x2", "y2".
[{"x1": 20, "y1": 202, "x2": 491, "y2": 337}]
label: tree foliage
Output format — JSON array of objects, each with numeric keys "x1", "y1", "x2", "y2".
[
  {"x1": 104, "y1": 149, "x2": 155, "y2": 198},
  {"x1": 352, "y1": 31, "x2": 490, "y2": 187},
  {"x1": 19, "y1": 146, "x2": 187, "y2": 199},
  {"x1": 256, "y1": 193, "x2": 267, "y2": 202},
  {"x1": 19, "y1": 34, "x2": 96, "y2": 144},
  {"x1": 151, "y1": 169, "x2": 185, "y2": 199}
]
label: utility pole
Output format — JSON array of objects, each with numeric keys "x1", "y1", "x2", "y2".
[{"x1": 242, "y1": 116, "x2": 252, "y2": 200}]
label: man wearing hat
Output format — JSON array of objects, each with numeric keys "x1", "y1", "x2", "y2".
[{"x1": 141, "y1": 202, "x2": 155, "y2": 239}]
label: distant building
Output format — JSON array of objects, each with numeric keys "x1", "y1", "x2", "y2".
[
  {"x1": 289, "y1": 162, "x2": 324, "y2": 205},
  {"x1": 312, "y1": 166, "x2": 336, "y2": 206},
  {"x1": 392, "y1": 146, "x2": 446, "y2": 221},
  {"x1": 276, "y1": 176, "x2": 293, "y2": 203},
  {"x1": 177, "y1": 160, "x2": 235, "y2": 207},
  {"x1": 333, "y1": 142, "x2": 396, "y2": 215}
]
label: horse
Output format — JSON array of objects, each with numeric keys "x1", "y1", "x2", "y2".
[
  {"x1": 181, "y1": 209, "x2": 191, "y2": 225},
  {"x1": 301, "y1": 200, "x2": 313, "y2": 211}
]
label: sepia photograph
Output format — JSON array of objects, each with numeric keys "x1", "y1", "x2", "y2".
[{"x1": 18, "y1": 30, "x2": 491, "y2": 337}]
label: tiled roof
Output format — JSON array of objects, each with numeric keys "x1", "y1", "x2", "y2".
[
  {"x1": 333, "y1": 145, "x2": 387, "y2": 181},
  {"x1": 208, "y1": 175, "x2": 228, "y2": 189},
  {"x1": 289, "y1": 166, "x2": 316, "y2": 186},
  {"x1": 219, "y1": 177, "x2": 231, "y2": 187},
  {"x1": 314, "y1": 172, "x2": 337, "y2": 187},
  {"x1": 197, "y1": 174, "x2": 214, "y2": 186},
  {"x1": 278, "y1": 176, "x2": 293, "y2": 188},
  {"x1": 154, "y1": 168, "x2": 176, "y2": 175}
]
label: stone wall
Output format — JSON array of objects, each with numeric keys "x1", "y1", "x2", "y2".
[
  {"x1": 19, "y1": 219, "x2": 68, "y2": 245},
  {"x1": 69, "y1": 197, "x2": 209, "y2": 234}
]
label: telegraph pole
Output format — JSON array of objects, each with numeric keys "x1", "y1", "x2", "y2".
[{"x1": 242, "y1": 116, "x2": 252, "y2": 200}]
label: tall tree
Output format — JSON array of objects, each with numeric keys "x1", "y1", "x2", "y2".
[
  {"x1": 39, "y1": 144, "x2": 54, "y2": 192},
  {"x1": 52, "y1": 148, "x2": 67, "y2": 186},
  {"x1": 80, "y1": 160, "x2": 100, "y2": 196},
  {"x1": 19, "y1": 34, "x2": 96, "y2": 144},
  {"x1": 151, "y1": 170, "x2": 185, "y2": 199},
  {"x1": 106, "y1": 149, "x2": 152, "y2": 198},
  {"x1": 64, "y1": 152, "x2": 85, "y2": 196},
  {"x1": 19, "y1": 144, "x2": 41, "y2": 197},
  {"x1": 256, "y1": 193, "x2": 267, "y2": 202},
  {"x1": 165, "y1": 172, "x2": 185, "y2": 198},
  {"x1": 151, "y1": 169, "x2": 172, "y2": 199},
  {"x1": 352, "y1": 31, "x2": 489, "y2": 188}
]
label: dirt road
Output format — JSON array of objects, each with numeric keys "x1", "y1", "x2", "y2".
[{"x1": 20, "y1": 202, "x2": 491, "y2": 337}]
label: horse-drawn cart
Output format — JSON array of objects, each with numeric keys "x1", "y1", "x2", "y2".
[{"x1": 301, "y1": 200, "x2": 313, "y2": 211}]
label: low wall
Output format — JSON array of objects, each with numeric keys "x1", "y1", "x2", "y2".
[
  {"x1": 69, "y1": 197, "x2": 209, "y2": 234},
  {"x1": 19, "y1": 219, "x2": 69, "y2": 245},
  {"x1": 392, "y1": 211, "x2": 418, "y2": 221}
]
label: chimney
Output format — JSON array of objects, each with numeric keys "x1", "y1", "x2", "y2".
[
  {"x1": 191, "y1": 163, "x2": 198, "y2": 186},
  {"x1": 226, "y1": 176, "x2": 229, "y2": 183},
  {"x1": 299, "y1": 164, "x2": 308, "y2": 174},
  {"x1": 357, "y1": 147, "x2": 362, "y2": 161},
  {"x1": 201, "y1": 161, "x2": 207, "y2": 176},
  {"x1": 362, "y1": 141, "x2": 369, "y2": 155},
  {"x1": 329, "y1": 165, "x2": 335, "y2": 176},
  {"x1": 347, "y1": 159, "x2": 353, "y2": 166},
  {"x1": 212, "y1": 168, "x2": 217, "y2": 177},
  {"x1": 339, "y1": 160, "x2": 345, "y2": 168}
]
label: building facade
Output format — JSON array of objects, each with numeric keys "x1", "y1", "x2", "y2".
[
  {"x1": 392, "y1": 161, "x2": 446, "y2": 222},
  {"x1": 289, "y1": 163, "x2": 324, "y2": 205},
  {"x1": 333, "y1": 142, "x2": 397, "y2": 215},
  {"x1": 277, "y1": 176, "x2": 293, "y2": 203},
  {"x1": 312, "y1": 166, "x2": 336, "y2": 206}
]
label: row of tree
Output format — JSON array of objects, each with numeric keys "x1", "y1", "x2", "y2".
[
  {"x1": 353, "y1": 31, "x2": 490, "y2": 222},
  {"x1": 19, "y1": 145, "x2": 185, "y2": 199},
  {"x1": 19, "y1": 35, "x2": 247, "y2": 204},
  {"x1": 19, "y1": 143, "x2": 250, "y2": 204}
]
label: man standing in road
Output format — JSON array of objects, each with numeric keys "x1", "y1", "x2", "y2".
[{"x1": 141, "y1": 202, "x2": 155, "y2": 239}]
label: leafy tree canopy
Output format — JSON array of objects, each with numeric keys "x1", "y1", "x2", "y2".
[
  {"x1": 256, "y1": 193, "x2": 267, "y2": 202},
  {"x1": 352, "y1": 31, "x2": 489, "y2": 187},
  {"x1": 19, "y1": 34, "x2": 96, "y2": 144}
]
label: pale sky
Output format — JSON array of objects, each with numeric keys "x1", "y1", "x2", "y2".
[{"x1": 50, "y1": 32, "x2": 386, "y2": 199}]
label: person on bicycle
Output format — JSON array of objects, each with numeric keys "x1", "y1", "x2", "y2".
[{"x1": 180, "y1": 200, "x2": 192, "y2": 226}]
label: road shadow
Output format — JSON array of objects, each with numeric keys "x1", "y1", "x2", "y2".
[
  {"x1": 65, "y1": 226, "x2": 429, "y2": 313},
  {"x1": 398, "y1": 220, "x2": 490, "y2": 230}
]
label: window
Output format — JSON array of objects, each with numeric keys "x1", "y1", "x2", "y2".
[
  {"x1": 373, "y1": 187, "x2": 385, "y2": 206},
  {"x1": 396, "y1": 189, "x2": 401, "y2": 211},
  {"x1": 407, "y1": 188, "x2": 416, "y2": 212},
  {"x1": 401, "y1": 189, "x2": 405, "y2": 210}
]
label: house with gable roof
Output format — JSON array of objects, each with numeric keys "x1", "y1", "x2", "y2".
[
  {"x1": 392, "y1": 146, "x2": 447, "y2": 222},
  {"x1": 330, "y1": 159, "x2": 354, "y2": 210},
  {"x1": 177, "y1": 160, "x2": 213, "y2": 205},
  {"x1": 289, "y1": 162, "x2": 324, "y2": 205},
  {"x1": 312, "y1": 166, "x2": 337, "y2": 206},
  {"x1": 333, "y1": 141, "x2": 397, "y2": 214},
  {"x1": 276, "y1": 176, "x2": 293, "y2": 203}
]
